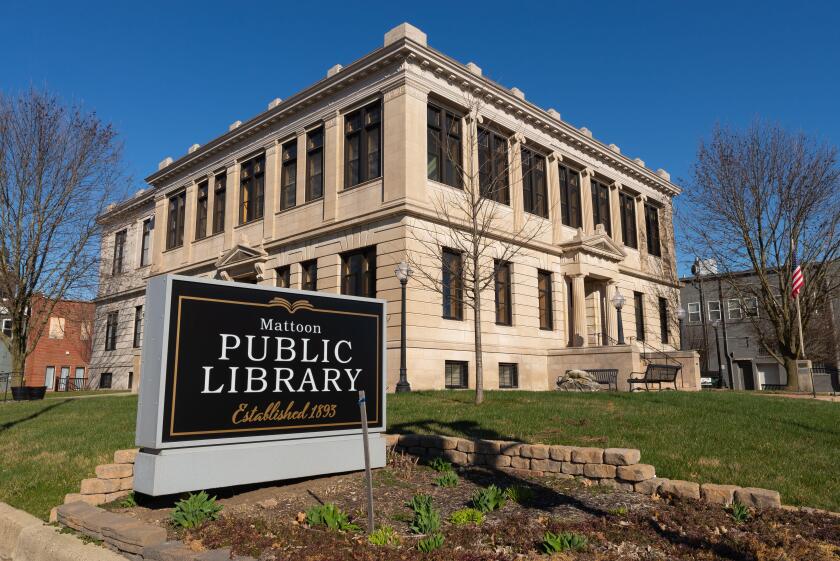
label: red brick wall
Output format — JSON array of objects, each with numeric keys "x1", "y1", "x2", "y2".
[{"x1": 24, "y1": 298, "x2": 94, "y2": 390}]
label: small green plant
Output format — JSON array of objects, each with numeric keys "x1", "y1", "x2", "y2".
[
  {"x1": 368, "y1": 525, "x2": 400, "y2": 546},
  {"x1": 416, "y1": 533, "x2": 444, "y2": 552},
  {"x1": 541, "y1": 531, "x2": 588, "y2": 554},
  {"x1": 119, "y1": 492, "x2": 137, "y2": 508},
  {"x1": 728, "y1": 501, "x2": 751, "y2": 524},
  {"x1": 433, "y1": 471, "x2": 459, "y2": 488},
  {"x1": 305, "y1": 503, "x2": 359, "y2": 532},
  {"x1": 169, "y1": 491, "x2": 223, "y2": 529},
  {"x1": 471, "y1": 485, "x2": 507, "y2": 513},
  {"x1": 505, "y1": 484, "x2": 536, "y2": 505},
  {"x1": 609, "y1": 505, "x2": 628, "y2": 517},
  {"x1": 428, "y1": 457, "x2": 453, "y2": 472},
  {"x1": 449, "y1": 507, "x2": 485, "y2": 526},
  {"x1": 405, "y1": 494, "x2": 441, "y2": 535}
]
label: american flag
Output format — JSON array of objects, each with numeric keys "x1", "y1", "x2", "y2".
[{"x1": 791, "y1": 254, "x2": 805, "y2": 299}]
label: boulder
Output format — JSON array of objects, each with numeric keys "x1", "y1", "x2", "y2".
[{"x1": 556, "y1": 369, "x2": 602, "y2": 392}]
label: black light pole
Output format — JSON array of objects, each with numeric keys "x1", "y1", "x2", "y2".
[
  {"x1": 611, "y1": 291, "x2": 626, "y2": 345},
  {"x1": 712, "y1": 319, "x2": 727, "y2": 388},
  {"x1": 676, "y1": 306, "x2": 686, "y2": 351},
  {"x1": 395, "y1": 260, "x2": 412, "y2": 393}
]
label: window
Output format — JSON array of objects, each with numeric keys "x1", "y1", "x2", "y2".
[
  {"x1": 727, "y1": 299, "x2": 743, "y2": 321},
  {"x1": 49, "y1": 317, "x2": 65, "y2": 339},
  {"x1": 140, "y1": 218, "x2": 152, "y2": 266},
  {"x1": 744, "y1": 297, "x2": 758, "y2": 317},
  {"x1": 345, "y1": 102, "x2": 381, "y2": 188},
  {"x1": 301, "y1": 260, "x2": 318, "y2": 291},
  {"x1": 44, "y1": 366, "x2": 55, "y2": 390},
  {"x1": 341, "y1": 247, "x2": 376, "y2": 298},
  {"x1": 2, "y1": 319, "x2": 11, "y2": 338},
  {"x1": 521, "y1": 147, "x2": 548, "y2": 217},
  {"x1": 499, "y1": 363, "x2": 518, "y2": 389},
  {"x1": 558, "y1": 164, "x2": 581, "y2": 228},
  {"x1": 239, "y1": 155, "x2": 265, "y2": 224},
  {"x1": 275, "y1": 266, "x2": 290, "y2": 288},
  {"x1": 619, "y1": 192, "x2": 638, "y2": 248},
  {"x1": 306, "y1": 128, "x2": 324, "y2": 201},
  {"x1": 427, "y1": 104, "x2": 462, "y2": 188},
  {"x1": 279, "y1": 139, "x2": 297, "y2": 210},
  {"x1": 74, "y1": 367, "x2": 85, "y2": 385},
  {"x1": 591, "y1": 180, "x2": 611, "y2": 236},
  {"x1": 687, "y1": 302, "x2": 701, "y2": 323},
  {"x1": 495, "y1": 260, "x2": 512, "y2": 325},
  {"x1": 634, "y1": 292, "x2": 645, "y2": 341},
  {"x1": 442, "y1": 249, "x2": 463, "y2": 320},
  {"x1": 112, "y1": 230, "x2": 126, "y2": 274},
  {"x1": 445, "y1": 361, "x2": 468, "y2": 389},
  {"x1": 212, "y1": 173, "x2": 226, "y2": 234},
  {"x1": 133, "y1": 305, "x2": 143, "y2": 348},
  {"x1": 659, "y1": 297, "x2": 669, "y2": 344},
  {"x1": 708, "y1": 300, "x2": 721, "y2": 321},
  {"x1": 537, "y1": 270, "x2": 553, "y2": 330},
  {"x1": 166, "y1": 190, "x2": 186, "y2": 250},
  {"x1": 104, "y1": 311, "x2": 118, "y2": 351},
  {"x1": 99, "y1": 373, "x2": 112, "y2": 389},
  {"x1": 645, "y1": 203, "x2": 661, "y2": 257},
  {"x1": 128, "y1": 371, "x2": 133, "y2": 390},
  {"x1": 477, "y1": 127, "x2": 509, "y2": 203},
  {"x1": 195, "y1": 180, "x2": 209, "y2": 239}
]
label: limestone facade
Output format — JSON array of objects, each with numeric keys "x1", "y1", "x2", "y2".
[{"x1": 90, "y1": 23, "x2": 699, "y2": 392}]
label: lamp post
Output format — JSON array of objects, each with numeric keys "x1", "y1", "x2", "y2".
[
  {"x1": 712, "y1": 319, "x2": 726, "y2": 388},
  {"x1": 611, "y1": 291, "x2": 626, "y2": 345},
  {"x1": 676, "y1": 306, "x2": 686, "y2": 351},
  {"x1": 394, "y1": 260, "x2": 412, "y2": 393}
]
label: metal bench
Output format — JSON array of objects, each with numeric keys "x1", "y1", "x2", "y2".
[
  {"x1": 584, "y1": 369, "x2": 618, "y2": 391},
  {"x1": 628, "y1": 364, "x2": 681, "y2": 391},
  {"x1": 761, "y1": 383, "x2": 786, "y2": 391}
]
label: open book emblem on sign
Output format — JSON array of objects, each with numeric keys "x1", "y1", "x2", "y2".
[{"x1": 266, "y1": 297, "x2": 315, "y2": 314}]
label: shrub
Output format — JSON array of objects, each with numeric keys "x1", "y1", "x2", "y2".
[
  {"x1": 119, "y1": 492, "x2": 137, "y2": 508},
  {"x1": 472, "y1": 485, "x2": 507, "y2": 513},
  {"x1": 433, "y1": 471, "x2": 458, "y2": 488},
  {"x1": 305, "y1": 503, "x2": 359, "y2": 532},
  {"x1": 541, "y1": 531, "x2": 588, "y2": 554},
  {"x1": 728, "y1": 501, "x2": 751, "y2": 524},
  {"x1": 609, "y1": 506, "x2": 628, "y2": 517},
  {"x1": 504, "y1": 484, "x2": 536, "y2": 505},
  {"x1": 405, "y1": 494, "x2": 441, "y2": 535},
  {"x1": 428, "y1": 457, "x2": 453, "y2": 472},
  {"x1": 416, "y1": 533, "x2": 444, "y2": 552},
  {"x1": 368, "y1": 525, "x2": 400, "y2": 546},
  {"x1": 170, "y1": 491, "x2": 223, "y2": 529},
  {"x1": 449, "y1": 508, "x2": 484, "y2": 526}
]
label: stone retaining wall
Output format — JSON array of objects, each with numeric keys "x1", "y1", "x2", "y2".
[{"x1": 61, "y1": 449, "x2": 138, "y2": 509}]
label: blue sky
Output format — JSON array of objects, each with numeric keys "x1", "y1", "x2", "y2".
[{"x1": 3, "y1": 0, "x2": 839, "y2": 270}]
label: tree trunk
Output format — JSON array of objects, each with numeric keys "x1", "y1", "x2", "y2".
[
  {"x1": 11, "y1": 346, "x2": 26, "y2": 387},
  {"x1": 783, "y1": 356, "x2": 799, "y2": 391},
  {"x1": 473, "y1": 274, "x2": 484, "y2": 405}
]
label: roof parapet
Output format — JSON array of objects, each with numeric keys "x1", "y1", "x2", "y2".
[
  {"x1": 327, "y1": 64, "x2": 343, "y2": 77},
  {"x1": 384, "y1": 22, "x2": 427, "y2": 47},
  {"x1": 188, "y1": 143, "x2": 200, "y2": 154},
  {"x1": 267, "y1": 98, "x2": 282, "y2": 110},
  {"x1": 158, "y1": 157, "x2": 173, "y2": 170}
]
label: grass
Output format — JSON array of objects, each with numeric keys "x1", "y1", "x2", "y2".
[
  {"x1": 388, "y1": 391, "x2": 840, "y2": 512},
  {"x1": 43, "y1": 390, "x2": 131, "y2": 399}
]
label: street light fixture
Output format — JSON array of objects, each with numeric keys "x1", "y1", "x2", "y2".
[
  {"x1": 611, "y1": 291, "x2": 626, "y2": 345},
  {"x1": 676, "y1": 306, "x2": 686, "y2": 351},
  {"x1": 394, "y1": 260, "x2": 412, "y2": 393}
]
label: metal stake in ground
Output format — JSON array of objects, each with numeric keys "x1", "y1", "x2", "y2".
[{"x1": 358, "y1": 390, "x2": 375, "y2": 533}]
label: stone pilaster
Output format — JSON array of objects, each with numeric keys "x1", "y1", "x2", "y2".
[
  {"x1": 382, "y1": 80, "x2": 429, "y2": 204},
  {"x1": 263, "y1": 141, "x2": 279, "y2": 242},
  {"x1": 295, "y1": 130, "x2": 307, "y2": 209},
  {"x1": 322, "y1": 110, "x2": 341, "y2": 222},
  {"x1": 571, "y1": 274, "x2": 587, "y2": 347},
  {"x1": 610, "y1": 182, "x2": 622, "y2": 242},
  {"x1": 223, "y1": 162, "x2": 239, "y2": 250},
  {"x1": 204, "y1": 172, "x2": 215, "y2": 239},
  {"x1": 509, "y1": 134, "x2": 525, "y2": 232},
  {"x1": 548, "y1": 153, "x2": 563, "y2": 244},
  {"x1": 182, "y1": 181, "x2": 197, "y2": 265},
  {"x1": 605, "y1": 281, "x2": 618, "y2": 343},
  {"x1": 580, "y1": 168, "x2": 595, "y2": 233}
]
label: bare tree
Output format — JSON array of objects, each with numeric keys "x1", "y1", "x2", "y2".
[
  {"x1": 408, "y1": 94, "x2": 551, "y2": 404},
  {"x1": 683, "y1": 121, "x2": 840, "y2": 390},
  {"x1": 0, "y1": 89, "x2": 124, "y2": 385}
]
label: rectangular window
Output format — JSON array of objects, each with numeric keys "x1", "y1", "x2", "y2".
[
  {"x1": 495, "y1": 260, "x2": 512, "y2": 325},
  {"x1": 104, "y1": 311, "x2": 118, "y2": 351},
  {"x1": 301, "y1": 260, "x2": 318, "y2": 291},
  {"x1": 195, "y1": 180, "x2": 209, "y2": 239},
  {"x1": 99, "y1": 372, "x2": 112, "y2": 389},
  {"x1": 499, "y1": 363, "x2": 518, "y2": 389},
  {"x1": 645, "y1": 203, "x2": 661, "y2": 257},
  {"x1": 427, "y1": 104, "x2": 463, "y2": 188},
  {"x1": 477, "y1": 127, "x2": 509, "y2": 204},
  {"x1": 2, "y1": 319, "x2": 11, "y2": 338},
  {"x1": 74, "y1": 367, "x2": 85, "y2": 389},
  {"x1": 591, "y1": 180, "x2": 612, "y2": 236},
  {"x1": 239, "y1": 155, "x2": 265, "y2": 224},
  {"x1": 280, "y1": 140, "x2": 297, "y2": 210},
  {"x1": 558, "y1": 164, "x2": 581, "y2": 228},
  {"x1": 48, "y1": 317, "x2": 65, "y2": 339},
  {"x1": 133, "y1": 305, "x2": 143, "y2": 348},
  {"x1": 521, "y1": 147, "x2": 548, "y2": 217},
  {"x1": 619, "y1": 192, "x2": 638, "y2": 248},
  {"x1": 442, "y1": 249, "x2": 463, "y2": 320},
  {"x1": 659, "y1": 297, "x2": 669, "y2": 344},
  {"x1": 140, "y1": 218, "x2": 152, "y2": 266},
  {"x1": 445, "y1": 361, "x2": 468, "y2": 389},
  {"x1": 687, "y1": 302, "x2": 701, "y2": 323},
  {"x1": 727, "y1": 298, "x2": 743, "y2": 321},
  {"x1": 306, "y1": 127, "x2": 324, "y2": 201},
  {"x1": 275, "y1": 266, "x2": 290, "y2": 288},
  {"x1": 744, "y1": 297, "x2": 758, "y2": 317},
  {"x1": 634, "y1": 292, "x2": 645, "y2": 341},
  {"x1": 44, "y1": 366, "x2": 55, "y2": 389},
  {"x1": 112, "y1": 230, "x2": 126, "y2": 274},
  {"x1": 166, "y1": 190, "x2": 186, "y2": 250},
  {"x1": 345, "y1": 102, "x2": 381, "y2": 188},
  {"x1": 341, "y1": 247, "x2": 376, "y2": 298},
  {"x1": 80, "y1": 321, "x2": 91, "y2": 341},
  {"x1": 708, "y1": 300, "x2": 721, "y2": 321},
  {"x1": 537, "y1": 270, "x2": 553, "y2": 330},
  {"x1": 212, "y1": 173, "x2": 226, "y2": 234}
]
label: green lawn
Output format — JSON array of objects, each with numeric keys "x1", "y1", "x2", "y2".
[{"x1": 388, "y1": 391, "x2": 840, "y2": 512}]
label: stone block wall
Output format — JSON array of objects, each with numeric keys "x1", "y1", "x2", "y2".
[{"x1": 61, "y1": 449, "x2": 137, "y2": 508}]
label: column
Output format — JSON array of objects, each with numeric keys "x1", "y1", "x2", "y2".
[
  {"x1": 580, "y1": 168, "x2": 595, "y2": 233},
  {"x1": 204, "y1": 172, "x2": 215, "y2": 238},
  {"x1": 263, "y1": 141, "x2": 279, "y2": 242},
  {"x1": 609, "y1": 182, "x2": 622, "y2": 243},
  {"x1": 509, "y1": 134, "x2": 524, "y2": 232},
  {"x1": 635, "y1": 194, "x2": 646, "y2": 254},
  {"x1": 605, "y1": 281, "x2": 618, "y2": 343},
  {"x1": 223, "y1": 162, "x2": 239, "y2": 250},
  {"x1": 571, "y1": 274, "x2": 587, "y2": 347},
  {"x1": 295, "y1": 130, "x2": 307, "y2": 210},
  {"x1": 382, "y1": 80, "x2": 429, "y2": 205},
  {"x1": 182, "y1": 181, "x2": 197, "y2": 265},
  {"x1": 322, "y1": 111, "x2": 340, "y2": 222},
  {"x1": 150, "y1": 197, "x2": 167, "y2": 274},
  {"x1": 548, "y1": 153, "x2": 563, "y2": 244}
]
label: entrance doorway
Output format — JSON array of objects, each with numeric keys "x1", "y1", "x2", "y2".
[{"x1": 737, "y1": 360, "x2": 755, "y2": 390}]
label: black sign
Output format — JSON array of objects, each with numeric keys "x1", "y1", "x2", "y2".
[{"x1": 160, "y1": 279, "x2": 383, "y2": 442}]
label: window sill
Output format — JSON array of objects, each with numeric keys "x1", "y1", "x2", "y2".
[
  {"x1": 276, "y1": 197, "x2": 323, "y2": 215},
  {"x1": 194, "y1": 231, "x2": 223, "y2": 244},
  {"x1": 162, "y1": 244, "x2": 184, "y2": 254},
  {"x1": 427, "y1": 178, "x2": 463, "y2": 191},
  {"x1": 342, "y1": 177, "x2": 381, "y2": 193},
  {"x1": 442, "y1": 316, "x2": 463, "y2": 321},
  {"x1": 235, "y1": 217, "x2": 264, "y2": 229},
  {"x1": 495, "y1": 322, "x2": 514, "y2": 327}
]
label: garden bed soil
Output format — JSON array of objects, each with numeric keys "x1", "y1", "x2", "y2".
[{"x1": 109, "y1": 452, "x2": 840, "y2": 560}]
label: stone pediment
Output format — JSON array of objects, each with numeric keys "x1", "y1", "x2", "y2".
[
  {"x1": 559, "y1": 227, "x2": 626, "y2": 263},
  {"x1": 215, "y1": 244, "x2": 268, "y2": 269}
]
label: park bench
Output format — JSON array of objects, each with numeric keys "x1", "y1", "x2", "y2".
[
  {"x1": 627, "y1": 363, "x2": 681, "y2": 391},
  {"x1": 584, "y1": 368, "x2": 618, "y2": 391}
]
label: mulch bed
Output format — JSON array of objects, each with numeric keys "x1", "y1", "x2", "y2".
[{"x1": 111, "y1": 451, "x2": 840, "y2": 560}]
